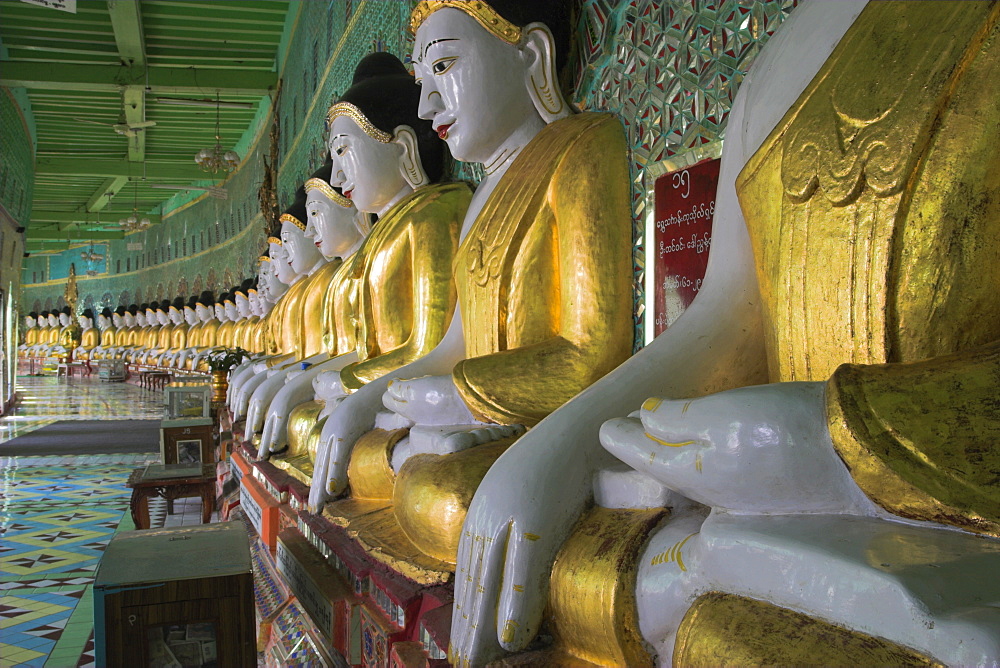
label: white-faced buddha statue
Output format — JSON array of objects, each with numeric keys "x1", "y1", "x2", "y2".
[
  {"x1": 307, "y1": 5, "x2": 633, "y2": 604},
  {"x1": 259, "y1": 53, "x2": 468, "y2": 490},
  {"x1": 446, "y1": 1, "x2": 1000, "y2": 666},
  {"x1": 18, "y1": 312, "x2": 39, "y2": 357},
  {"x1": 254, "y1": 163, "x2": 368, "y2": 455},
  {"x1": 243, "y1": 178, "x2": 336, "y2": 436},
  {"x1": 73, "y1": 309, "x2": 98, "y2": 361}
]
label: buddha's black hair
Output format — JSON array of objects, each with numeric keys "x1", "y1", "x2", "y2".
[{"x1": 337, "y1": 52, "x2": 447, "y2": 184}]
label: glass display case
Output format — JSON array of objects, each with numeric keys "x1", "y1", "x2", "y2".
[{"x1": 164, "y1": 381, "x2": 211, "y2": 419}]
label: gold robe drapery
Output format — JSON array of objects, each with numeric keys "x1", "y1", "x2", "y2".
[
  {"x1": 736, "y1": 0, "x2": 1000, "y2": 536},
  {"x1": 452, "y1": 112, "x2": 634, "y2": 426},
  {"x1": 339, "y1": 182, "x2": 469, "y2": 390}
]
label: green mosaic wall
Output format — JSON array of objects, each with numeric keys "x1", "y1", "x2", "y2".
[
  {"x1": 1, "y1": 88, "x2": 34, "y2": 226},
  {"x1": 21, "y1": 0, "x2": 798, "y2": 344}
]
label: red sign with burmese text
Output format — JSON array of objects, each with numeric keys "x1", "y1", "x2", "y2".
[{"x1": 653, "y1": 157, "x2": 721, "y2": 336}]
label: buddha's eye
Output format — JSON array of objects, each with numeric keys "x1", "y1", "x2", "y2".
[{"x1": 432, "y1": 57, "x2": 457, "y2": 75}]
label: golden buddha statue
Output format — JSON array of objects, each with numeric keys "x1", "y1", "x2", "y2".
[
  {"x1": 18, "y1": 312, "x2": 39, "y2": 357},
  {"x1": 445, "y1": 2, "x2": 1000, "y2": 666},
  {"x1": 109, "y1": 305, "x2": 138, "y2": 360},
  {"x1": 241, "y1": 282, "x2": 266, "y2": 353},
  {"x1": 228, "y1": 250, "x2": 292, "y2": 414},
  {"x1": 254, "y1": 164, "x2": 366, "y2": 460},
  {"x1": 263, "y1": 53, "x2": 468, "y2": 484},
  {"x1": 87, "y1": 308, "x2": 116, "y2": 360},
  {"x1": 178, "y1": 292, "x2": 219, "y2": 370},
  {"x1": 125, "y1": 302, "x2": 157, "y2": 363},
  {"x1": 161, "y1": 297, "x2": 199, "y2": 369},
  {"x1": 230, "y1": 212, "x2": 318, "y2": 417},
  {"x1": 141, "y1": 301, "x2": 175, "y2": 366},
  {"x1": 52, "y1": 307, "x2": 81, "y2": 359},
  {"x1": 242, "y1": 172, "x2": 341, "y2": 438},
  {"x1": 146, "y1": 297, "x2": 187, "y2": 366},
  {"x1": 73, "y1": 309, "x2": 99, "y2": 361},
  {"x1": 27, "y1": 311, "x2": 51, "y2": 356},
  {"x1": 301, "y1": 6, "x2": 633, "y2": 616}
]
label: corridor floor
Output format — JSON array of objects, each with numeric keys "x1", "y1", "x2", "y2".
[{"x1": 0, "y1": 377, "x2": 209, "y2": 667}]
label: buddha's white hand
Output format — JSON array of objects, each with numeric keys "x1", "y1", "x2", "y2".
[
  {"x1": 313, "y1": 370, "x2": 346, "y2": 402},
  {"x1": 600, "y1": 381, "x2": 872, "y2": 515},
  {"x1": 309, "y1": 375, "x2": 392, "y2": 511},
  {"x1": 448, "y1": 426, "x2": 599, "y2": 666},
  {"x1": 382, "y1": 374, "x2": 480, "y2": 425}
]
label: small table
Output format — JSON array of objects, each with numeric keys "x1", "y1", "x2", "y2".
[{"x1": 127, "y1": 463, "x2": 216, "y2": 529}]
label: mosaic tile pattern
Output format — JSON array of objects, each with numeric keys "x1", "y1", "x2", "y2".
[
  {"x1": 0, "y1": 455, "x2": 156, "y2": 668},
  {"x1": 576, "y1": 0, "x2": 799, "y2": 346},
  {"x1": 0, "y1": 377, "x2": 162, "y2": 668}
]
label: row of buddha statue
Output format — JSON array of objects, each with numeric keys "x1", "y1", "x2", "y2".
[
  {"x1": 216, "y1": 1, "x2": 1000, "y2": 665},
  {"x1": 18, "y1": 282, "x2": 272, "y2": 370},
  {"x1": 23, "y1": 0, "x2": 999, "y2": 663}
]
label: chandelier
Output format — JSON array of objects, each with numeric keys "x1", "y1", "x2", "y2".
[
  {"x1": 119, "y1": 180, "x2": 152, "y2": 232},
  {"x1": 195, "y1": 95, "x2": 240, "y2": 173}
]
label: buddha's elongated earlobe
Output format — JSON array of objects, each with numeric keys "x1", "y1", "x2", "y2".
[
  {"x1": 523, "y1": 24, "x2": 571, "y2": 123},
  {"x1": 394, "y1": 125, "x2": 431, "y2": 188}
]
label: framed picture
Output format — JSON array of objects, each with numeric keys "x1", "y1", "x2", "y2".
[{"x1": 175, "y1": 440, "x2": 202, "y2": 464}]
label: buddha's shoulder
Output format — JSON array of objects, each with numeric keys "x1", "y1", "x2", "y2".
[
  {"x1": 543, "y1": 111, "x2": 626, "y2": 145},
  {"x1": 410, "y1": 181, "x2": 472, "y2": 215}
]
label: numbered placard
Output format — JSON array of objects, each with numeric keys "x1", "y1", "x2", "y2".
[{"x1": 650, "y1": 156, "x2": 721, "y2": 337}]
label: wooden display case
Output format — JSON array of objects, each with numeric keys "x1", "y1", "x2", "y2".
[
  {"x1": 94, "y1": 522, "x2": 254, "y2": 667},
  {"x1": 161, "y1": 417, "x2": 215, "y2": 465}
]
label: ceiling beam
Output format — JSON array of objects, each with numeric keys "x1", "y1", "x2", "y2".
[
  {"x1": 108, "y1": 0, "x2": 146, "y2": 161},
  {"x1": 26, "y1": 229, "x2": 125, "y2": 240},
  {"x1": 86, "y1": 176, "x2": 129, "y2": 212},
  {"x1": 32, "y1": 211, "x2": 162, "y2": 225},
  {"x1": 107, "y1": 0, "x2": 145, "y2": 67},
  {"x1": 0, "y1": 62, "x2": 277, "y2": 96},
  {"x1": 35, "y1": 157, "x2": 209, "y2": 181}
]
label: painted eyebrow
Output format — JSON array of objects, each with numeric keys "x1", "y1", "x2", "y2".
[{"x1": 420, "y1": 37, "x2": 459, "y2": 62}]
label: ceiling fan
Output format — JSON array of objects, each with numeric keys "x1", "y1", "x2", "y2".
[{"x1": 72, "y1": 117, "x2": 157, "y2": 138}]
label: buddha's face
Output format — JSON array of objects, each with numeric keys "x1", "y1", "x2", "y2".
[
  {"x1": 168, "y1": 308, "x2": 183, "y2": 325},
  {"x1": 215, "y1": 304, "x2": 226, "y2": 321},
  {"x1": 195, "y1": 304, "x2": 209, "y2": 321},
  {"x1": 305, "y1": 190, "x2": 361, "y2": 258},
  {"x1": 136, "y1": 312, "x2": 147, "y2": 327},
  {"x1": 248, "y1": 292, "x2": 260, "y2": 316},
  {"x1": 224, "y1": 300, "x2": 238, "y2": 321},
  {"x1": 328, "y1": 115, "x2": 407, "y2": 216},
  {"x1": 25, "y1": 316, "x2": 33, "y2": 327},
  {"x1": 122, "y1": 313, "x2": 133, "y2": 327},
  {"x1": 97, "y1": 315, "x2": 108, "y2": 329},
  {"x1": 280, "y1": 221, "x2": 320, "y2": 275},
  {"x1": 184, "y1": 307, "x2": 198, "y2": 326},
  {"x1": 270, "y1": 242, "x2": 295, "y2": 285},
  {"x1": 59, "y1": 313, "x2": 70, "y2": 327},
  {"x1": 78, "y1": 315, "x2": 91, "y2": 328},
  {"x1": 412, "y1": 8, "x2": 538, "y2": 163},
  {"x1": 145, "y1": 309, "x2": 155, "y2": 324},
  {"x1": 48, "y1": 314, "x2": 59, "y2": 327},
  {"x1": 157, "y1": 310, "x2": 169, "y2": 326},
  {"x1": 235, "y1": 294, "x2": 251, "y2": 319},
  {"x1": 257, "y1": 260, "x2": 272, "y2": 294}
]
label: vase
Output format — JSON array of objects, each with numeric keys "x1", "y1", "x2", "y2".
[{"x1": 211, "y1": 370, "x2": 229, "y2": 404}]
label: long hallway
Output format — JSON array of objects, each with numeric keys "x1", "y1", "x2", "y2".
[{"x1": 0, "y1": 377, "x2": 194, "y2": 668}]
